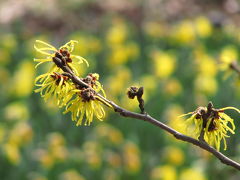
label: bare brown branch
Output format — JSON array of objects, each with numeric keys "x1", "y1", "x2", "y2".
[{"x1": 55, "y1": 57, "x2": 240, "y2": 171}]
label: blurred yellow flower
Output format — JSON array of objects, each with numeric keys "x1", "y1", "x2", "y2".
[
  {"x1": 179, "y1": 168, "x2": 206, "y2": 180},
  {"x1": 95, "y1": 123, "x2": 124, "y2": 145},
  {"x1": 3, "y1": 143, "x2": 21, "y2": 165},
  {"x1": 47, "y1": 132, "x2": 66, "y2": 147},
  {"x1": 12, "y1": 61, "x2": 35, "y2": 97},
  {"x1": 109, "y1": 128, "x2": 124, "y2": 145},
  {"x1": 219, "y1": 45, "x2": 238, "y2": 71},
  {"x1": 194, "y1": 75, "x2": 217, "y2": 95},
  {"x1": 123, "y1": 142, "x2": 141, "y2": 174},
  {"x1": 140, "y1": 75, "x2": 157, "y2": 93},
  {"x1": 8, "y1": 122, "x2": 33, "y2": 146},
  {"x1": 0, "y1": 68, "x2": 10, "y2": 85},
  {"x1": 197, "y1": 55, "x2": 217, "y2": 77},
  {"x1": 4, "y1": 101, "x2": 29, "y2": 121},
  {"x1": 103, "y1": 169, "x2": 119, "y2": 180},
  {"x1": 152, "y1": 51, "x2": 176, "y2": 79},
  {"x1": 143, "y1": 21, "x2": 166, "y2": 38},
  {"x1": 106, "y1": 19, "x2": 127, "y2": 45},
  {"x1": 108, "y1": 45, "x2": 129, "y2": 65},
  {"x1": 50, "y1": 145, "x2": 68, "y2": 161},
  {"x1": 106, "y1": 151, "x2": 122, "y2": 168},
  {"x1": 109, "y1": 66, "x2": 131, "y2": 89},
  {"x1": 165, "y1": 104, "x2": 186, "y2": 134},
  {"x1": 83, "y1": 141, "x2": 102, "y2": 169},
  {"x1": 37, "y1": 150, "x2": 55, "y2": 169},
  {"x1": 151, "y1": 165, "x2": 177, "y2": 180},
  {"x1": 0, "y1": 50, "x2": 11, "y2": 65},
  {"x1": 195, "y1": 16, "x2": 212, "y2": 38},
  {"x1": 163, "y1": 78, "x2": 182, "y2": 97},
  {"x1": 47, "y1": 133, "x2": 68, "y2": 161},
  {"x1": 59, "y1": 170, "x2": 85, "y2": 180},
  {"x1": 120, "y1": 92, "x2": 140, "y2": 111},
  {"x1": 70, "y1": 34, "x2": 102, "y2": 56},
  {"x1": 180, "y1": 104, "x2": 240, "y2": 150},
  {"x1": 0, "y1": 125, "x2": 5, "y2": 144},
  {"x1": 165, "y1": 146, "x2": 184, "y2": 165},
  {"x1": 126, "y1": 42, "x2": 140, "y2": 59},
  {"x1": 2, "y1": 33, "x2": 17, "y2": 50},
  {"x1": 172, "y1": 20, "x2": 195, "y2": 44}
]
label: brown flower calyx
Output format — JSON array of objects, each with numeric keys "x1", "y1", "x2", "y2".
[
  {"x1": 195, "y1": 102, "x2": 224, "y2": 133},
  {"x1": 81, "y1": 73, "x2": 98, "y2": 88},
  {"x1": 80, "y1": 88, "x2": 96, "y2": 102},
  {"x1": 52, "y1": 49, "x2": 72, "y2": 68},
  {"x1": 50, "y1": 72, "x2": 69, "y2": 85},
  {"x1": 127, "y1": 86, "x2": 145, "y2": 114}
]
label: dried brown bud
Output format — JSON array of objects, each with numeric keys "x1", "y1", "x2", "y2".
[{"x1": 127, "y1": 86, "x2": 138, "y2": 99}]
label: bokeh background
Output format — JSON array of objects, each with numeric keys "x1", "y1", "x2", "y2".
[{"x1": 2, "y1": 0, "x2": 240, "y2": 179}]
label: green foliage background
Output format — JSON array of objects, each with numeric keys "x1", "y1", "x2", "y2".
[{"x1": 1, "y1": 0, "x2": 240, "y2": 179}]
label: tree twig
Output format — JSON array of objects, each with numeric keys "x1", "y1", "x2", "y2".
[{"x1": 54, "y1": 57, "x2": 240, "y2": 171}]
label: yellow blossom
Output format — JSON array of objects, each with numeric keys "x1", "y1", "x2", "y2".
[
  {"x1": 180, "y1": 103, "x2": 240, "y2": 150},
  {"x1": 35, "y1": 72, "x2": 73, "y2": 107},
  {"x1": 34, "y1": 40, "x2": 88, "y2": 75},
  {"x1": 64, "y1": 92, "x2": 105, "y2": 126},
  {"x1": 64, "y1": 73, "x2": 110, "y2": 126}
]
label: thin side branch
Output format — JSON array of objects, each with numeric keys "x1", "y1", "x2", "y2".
[{"x1": 56, "y1": 58, "x2": 240, "y2": 171}]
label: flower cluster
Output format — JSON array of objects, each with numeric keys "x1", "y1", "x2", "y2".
[
  {"x1": 34, "y1": 40, "x2": 109, "y2": 125},
  {"x1": 181, "y1": 102, "x2": 240, "y2": 151}
]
